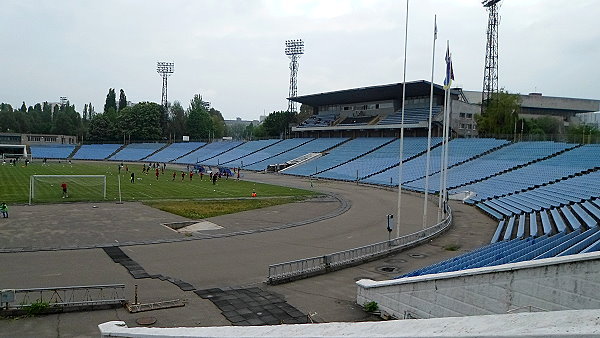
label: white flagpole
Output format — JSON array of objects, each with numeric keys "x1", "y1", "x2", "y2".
[
  {"x1": 438, "y1": 88, "x2": 448, "y2": 222},
  {"x1": 442, "y1": 79, "x2": 452, "y2": 211},
  {"x1": 423, "y1": 15, "x2": 437, "y2": 229},
  {"x1": 396, "y1": 0, "x2": 409, "y2": 238}
]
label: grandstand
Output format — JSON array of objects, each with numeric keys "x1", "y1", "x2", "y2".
[
  {"x1": 282, "y1": 137, "x2": 395, "y2": 177},
  {"x1": 244, "y1": 137, "x2": 348, "y2": 171},
  {"x1": 108, "y1": 143, "x2": 166, "y2": 161},
  {"x1": 317, "y1": 137, "x2": 442, "y2": 181},
  {"x1": 30, "y1": 144, "x2": 76, "y2": 159},
  {"x1": 363, "y1": 138, "x2": 508, "y2": 186},
  {"x1": 226, "y1": 138, "x2": 312, "y2": 168},
  {"x1": 144, "y1": 142, "x2": 206, "y2": 163},
  {"x1": 72, "y1": 143, "x2": 122, "y2": 160},
  {"x1": 174, "y1": 141, "x2": 243, "y2": 164},
  {"x1": 200, "y1": 139, "x2": 281, "y2": 166}
]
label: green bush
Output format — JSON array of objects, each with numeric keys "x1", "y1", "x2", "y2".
[
  {"x1": 363, "y1": 301, "x2": 378, "y2": 312},
  {"x1": 24, "y1": 301, "x2": 50, "y2": 316}
]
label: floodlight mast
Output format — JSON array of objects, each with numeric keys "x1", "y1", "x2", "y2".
[
  {"x1": 481, "y1": 0, "x2": 500, "y2": 112},
  {"x1": 285, "y1": 39, "x2": 304, "y2": 113},
  {"x1": 157, "y1": 62, "x2": 174, "y2": 108}
]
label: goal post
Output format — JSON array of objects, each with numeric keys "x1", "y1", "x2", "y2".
[{"x1": 29, "y1": 175, "x2": 107, "y2": 205}]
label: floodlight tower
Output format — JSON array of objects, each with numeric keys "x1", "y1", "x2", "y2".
[
  {"x1": 285, "y1": 39, "x2": 304, "y2": 113},
  {"x1": 481, "y1": 0, "x2": 500, "y2": 112},
  {"x1": 157, "y1": 62, "x2": 174, "y2": 108},
  {"x1": 60, "y1": 96, "x2": 68, "y2": 106}
]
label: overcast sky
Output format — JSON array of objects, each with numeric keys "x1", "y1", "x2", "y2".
[{"x1": 1, "y1": 0, "x2": 598, "y2": 120}]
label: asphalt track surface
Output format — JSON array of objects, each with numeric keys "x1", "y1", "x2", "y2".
[{"x1": 0, "y1": 171, "x2": 496, "y2": 337}]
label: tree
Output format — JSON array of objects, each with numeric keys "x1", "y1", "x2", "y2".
[
  {"x1": 566, "y1": 124, "x2": 600, "y2": 144},
  {"x1": 475, "y1": 90, "x2": 521, "y2": 136},
  {"x1": 169, "y1": 101, "x2": 188, "y2": 140},
  {"x1": 88, "y1": 114, "x2": 115, "y2": 141},
  {"x1": 117, "y1": 102, "x2": 163, "y2": 141},
  {"x1": 261, "y1": 110, "x2": 297, "y2": 137},
  {"x1": 118, "y1": 89, "x2": 127, "y2": 111},
  {"x1": 186, "y1": 94, "x2": 213, "y2": 140},
  {"x1": 104, "y1": 88, "x2": 117, "y2": 113}
]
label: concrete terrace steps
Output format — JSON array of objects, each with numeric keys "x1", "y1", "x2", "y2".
[
  {"x1": 140, "y1": 143, "x2": 172, "y2": 162},
  {"x1": 312, "y1": 138, "x2": 397, "y2": 176},
  {"x1": 106, "y1": 144, "x2": 127, "y2": 160},
  {"x1": 446, "y1": 143, "x2": 581, "y2": 192},
  {"x1": 242, "y1": 138, "x2": 316, "y2": 168},
  {"x1": 67, "y1": 144, "x2": 82, "y2": 159}
]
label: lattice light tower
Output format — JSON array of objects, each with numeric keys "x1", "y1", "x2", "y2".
[
  {"x1": 481, "y1": 0, "x2": 500, "y2": 112},
  {"x1": 157, "y1": 62, "x2": 174, "y2": 108},
  {"x1": 285, "y1": 39, "x2": 304, "y2": 113}
]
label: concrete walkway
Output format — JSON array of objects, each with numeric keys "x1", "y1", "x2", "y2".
[{"x1": 0, "y1": 171, "x2": 496, "y2": 337}]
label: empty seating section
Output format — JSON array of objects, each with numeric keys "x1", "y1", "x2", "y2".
[
  {"x1": 282, "y1": 138, "x2": 394, "y2": 177},
  {"x1": 144, "y1": 142, "x2": 206, "y2": 163},
  {"x1": 475, "y1": 170, "x2": 600, "y2": 216},
  {"x1": 378, "y1": 106, "x2": 441, "y2": 125},
  {"x1": 318, "y1": 138, "x2": 441, "y2": 181},
  {"x1": 401, "y1": 227, "x2": 600, "y2": 279},
  {"x1": 30, "y1": 144, "x2": 76, "y2": 159},
  {"x1": 459, "y1": 144, "x2": 600, "y2": 202},
  {"x1": 245, "y1": 138, "x2": 348, "y2": 171},
  {"x1": 337, "y1": 116, "x2": 375, "y2": 126},
  {"x1": 202, "y1": 139, "x2": 281, "y2": 166},
  {"x1": 109, "y1": 143, "x2": 165, "y2": 161},
  {"x1": 175, "y1": 141, "x2": 243, "y2": 164},
  {"x1": 297, "y1": 113, "x2": 337, "y2": 128},
  {"x1": 231, "y1": 138, "x2": 312, "y2": 168},
  {"x1": 364, "y1": 138, "x2": 508, "y2": 187},
  {"x1": 72, "y1": 144, "x2": 122, "y2": 160},
  {"x1": 407, "y1": 141, "x2": 573, "y2": 192}
]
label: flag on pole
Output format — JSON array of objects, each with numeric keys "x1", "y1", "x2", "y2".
[
  {"x1": 434, "y1": 16, "x2": 437, "y2": 40},
  {"x1": 443, "y1": 44, "x2": 454, "y2": 90}
]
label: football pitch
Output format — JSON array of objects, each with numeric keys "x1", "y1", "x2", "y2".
[{"x1": 0, "y1": 161, "x2": 315, "y2": 204}]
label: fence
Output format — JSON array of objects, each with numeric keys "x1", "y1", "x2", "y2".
[
  {"x1": 0, "y1": 284, "x2": 126, "y2": 314},
  {"x1": 267, "y1": 206, "x2": 453, "y2": 284}
]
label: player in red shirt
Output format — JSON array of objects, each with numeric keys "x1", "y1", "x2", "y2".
[{"x1": 61, "y1": 182, "x2": 68, "y2": 198}]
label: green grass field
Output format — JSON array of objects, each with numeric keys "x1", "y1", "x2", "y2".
[{"x1": 0, "y1": 161, "x2": 316, "y2": 204}]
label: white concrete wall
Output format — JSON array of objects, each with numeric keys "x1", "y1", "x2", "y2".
[
  {"x1": 99, "y1": 309, "x2": 600, "y2": 337},
  {"x1": 357, "y1": 251, "x2": 600, "y2": 319}
]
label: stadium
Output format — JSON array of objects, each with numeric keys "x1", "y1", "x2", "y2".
[{"x1": 2, "y1": 2, "x2": 600, "y2": 337}]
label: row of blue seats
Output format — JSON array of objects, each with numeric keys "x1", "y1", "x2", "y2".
[
  {"x1": 282, "y1": 138, "x2": 395, "y2": 176},
  {"x1": 72, "y1": 144, "x2": 122, "y2": 160},
  {"x1": 476, "y1": 171, "x2": 600, "y2": 217},
  {"x1": 406, "y1": 141, "x2": 575, "y2": 193},
  {"x1": 458, "y1": 144, "x2": 600, "y2": 202},
  {"x1": 363, "y1": 138, "x2": 509, "y2": 186},
  {"x1": 30, "y1": 144, "x2": 76, "y2": 159},
  {"x1": 144, "y1": 142, "x2": 206, "y2": 163},
  {"x1": 489, "y1": 200, "x2": 600, "y2": 241},
  {"x1": 317, "y1": 137, "x2": 442, "y2": 181},
  {"x1": 244, "y1": 138, "x2": 348, "y2": 171},
  {"x1": 174, "y1": 141, "x2": 243, "y2": 164},
  {"x1": 201, "y1": 139, "x2": 281, "y2": 167},
  {"x1": 401, "y1": 226, "x2": 600, "y2": 278},
  {"x1": 378, "y1": 106, "x2": 442, "y2": 125},
  {"x1": 224, "y1": 139, "x2": 310, "y2": 168}
]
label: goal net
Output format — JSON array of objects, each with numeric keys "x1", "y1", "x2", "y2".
[{"x1": 29, "y1": 175, "x2": 106, "y2": 205}]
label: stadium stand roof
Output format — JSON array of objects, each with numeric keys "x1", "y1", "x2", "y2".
[{"x1": 290, "y1": 80, "x2": 445, "y2": 107}]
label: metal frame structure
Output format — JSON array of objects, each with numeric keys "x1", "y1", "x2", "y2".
[
  {"x1": 285, "y1": 39, "x2": 304, "y2": 113},
  {"x1": 29, "y1": 174, "x2": 107, "y2": 205},
  {"x1": 482, "y1": 0, "x2": 501, "y2": 111},
  {"x1": 157, "y1": 62, "x2": 175, "y2": 108}
]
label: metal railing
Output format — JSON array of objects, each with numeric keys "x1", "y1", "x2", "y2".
[
  {"x1": 267, "y1": 206, "x2": 453, "y2": 284},
  {"x1": 1, "y1": 284, "x2": 126, "y2": 310}
]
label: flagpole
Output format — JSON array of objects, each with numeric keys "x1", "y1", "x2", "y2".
[
  {"x1": 438, "y1": 88, "x2": 448, "y2": 222},
  {"x1": 443, "y1": 79, "x2": 452, "y2": 211},
  {"x1": 396, "y1": 0, "x2": 409, "y2": 238},
  {"x1": 422, "y1": 15, "x2": 437, "y2": 229}
]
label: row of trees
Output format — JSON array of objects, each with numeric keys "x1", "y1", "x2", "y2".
[
  {"x1": 0, "y1": 101, "x2": 92, "y2": 137},
  {"x1": 475, "y1": 90, "x2": 599, "y2": 142}
]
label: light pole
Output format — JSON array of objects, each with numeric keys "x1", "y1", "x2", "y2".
[{"x1": 157, "y1": 62, "x2": 174, "y2": 108}]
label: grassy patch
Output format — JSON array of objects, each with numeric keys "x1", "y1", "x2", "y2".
[
  {"x1": 443, "y1": 244, "x2": 461, "y2": 251},
  {"x1": 145, "y1": 197, "x2": 307, "y2": 219},
  {"x1": 0, "y1": 161, "x2": 316, "y2": 204}
]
